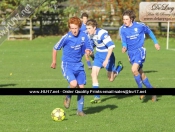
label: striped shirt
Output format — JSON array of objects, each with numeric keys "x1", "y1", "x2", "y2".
[{"x1": 90, "y1": 28, "x2": 115, "y2": 52}]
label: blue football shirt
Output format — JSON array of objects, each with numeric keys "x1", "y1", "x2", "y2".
[
  {"x1": 119, "y1": 22, "x2": 157, "y2": 51},
  {"x1": 53, "y1": 31, "x2": 93, "y2": 63},
  {"x1": 80, "y1": 23, "x2": 87, "y2": 31}
]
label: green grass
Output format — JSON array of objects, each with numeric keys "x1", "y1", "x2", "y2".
[{"x1": 0, "y1": 36, "x2": 175, "y2": 132}]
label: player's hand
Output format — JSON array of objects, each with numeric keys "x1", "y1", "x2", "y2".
[
  {"x1": 103, "y1": 59, "x2": 108, "y2": 68},
  {"x1": 85, "y1": 49, "x2": 92, "y2": 56},
  {"x1": 122, "y1": 47, "x2": 127, "y2": 53},
  {"x1": 51, "y1": 62, "x2": 56, "y2": 69},
  {"x1": 155, "y1": 44, "x2": 160, "y2": 50}
]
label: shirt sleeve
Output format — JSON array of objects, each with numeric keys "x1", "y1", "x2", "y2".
[
  {"x1": 81, "y1": 34, "x2": 93, "y2": 55},
  {"x1": 119, "y1": 27, "x2": 127, "y2": 48},
  {"x1": 101, "y1": 31, "x2": 115, "y2": 49},
  {"x1": 143, "y1": 25, "x2": 158, "y2": 44},
  {"x1": 53, "y1": 34, "x2": 68, "y2": 50},
  {"x1": 148, "y1": 31, "x2": 158, "y2": 44}
]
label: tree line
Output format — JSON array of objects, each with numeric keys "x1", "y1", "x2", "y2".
[{"x1": 0, "y1": 0, "x2": 172, "y2": 36}]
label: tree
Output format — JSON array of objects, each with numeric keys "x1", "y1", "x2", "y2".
[{"x1": 0, "y1": 0, "x2": 20, "y2": 23}]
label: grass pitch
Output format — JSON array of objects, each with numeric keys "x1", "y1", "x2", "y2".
[{"x1": 0, "y1": 36, "x2": 175, "y2": 132}]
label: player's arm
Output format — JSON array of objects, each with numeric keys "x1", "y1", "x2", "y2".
[
  {"x1": 119, "y1": 27, "x2": 127, "y2": 53},
  {"x1": 84, "y1": 35, "x2": 93, "y2": 56},
  {"x1": 85, "y1": 34, "x2": 95, "y2": 55},
  {"x1": 148, "y1": 31, "x2": 160, "y2": 50},
  {"x1": 144, "y1": 25, "x2": 160, "y2": 51},
  {"x1": 51, "y1": 49, "x2": 57, "y2": 69},
  {"x1": 102, "y1": 33, "x2": 115, "y2": 67},
  {"x1": 122, "y1": 43, "x2": 127, "y2": 53},
  {"x1": 103, "y1": 46, "x2": 114, "y2": 68},
  {"x1": 51, "y1": 35, "x2": 67, "y2": 69}
]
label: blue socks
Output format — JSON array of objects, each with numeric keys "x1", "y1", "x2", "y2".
[
  {"x1": 142, "y1": 78, "x2": 153, "y2": 88},
  {"x1": 66, "y1": 85, "x2": 72, "y2": 99},
  {"x1": 68, "y1": 85, "x2": 85, "y2": 112},
  {"x1": 115, "y1": 65, "x2": 122, "y2": 74},
  {"x1": 134, "y1": 74, "x2": 142, "y2": 88},
  {"x1": 87, "y1": 61, "x2": 91, "y2": 67},
  {"x1": 134, "y1": 75, "x2": 153, "y2": 88},
  {"x1": 77, "y1": 95, "x2": 84, "y2": 112}
]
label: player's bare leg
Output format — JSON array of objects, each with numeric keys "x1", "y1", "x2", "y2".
[
  {"x1": 64, "y1": 80, "x2": 78, "y2": 109},
  {"x1": 107, "y1": 71, "x2": 116, "y2": 82},
  {"x1": 90, "y1": 66, "x2": 101, "y2": 103},
  {"x1": 107, "y1": 61, "x2": 123, "y2": 82}
]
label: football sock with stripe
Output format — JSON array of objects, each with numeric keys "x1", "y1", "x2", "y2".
[{"x1": 93, "y1": 83, "x2": 100, "y2": 98}]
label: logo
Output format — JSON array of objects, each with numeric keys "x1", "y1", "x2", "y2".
[
  {"x1": 134, "y1": 28, "x2": 138, "y2": 33},
  {"x1": 81, "y1": 37, "x2": 85, "y2": 41},
  {"x1": 139, "y1": 2, "x2": 175, "y2": 22}
]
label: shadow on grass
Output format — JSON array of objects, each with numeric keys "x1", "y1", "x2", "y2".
[
  {"x1": 101, "y1": 95, "x2": 135, "y2": 103},
  {"x1": 141, "y1": 95, "x2": 162, "y2": 103},
  {"x1": 0, "y1": 84, "x2": 17, "y2": 87},
  {"x1": 84, "y1": 104, "x2": 118, "y2": 114},
  {"x1": 144, "y1": 70, "x2": 158, "y2": 73},
  {"x1": 70, "y1": 104, "x2": 118, "y2": 116}
]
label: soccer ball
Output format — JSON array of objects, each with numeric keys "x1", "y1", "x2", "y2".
[{"x1": 51, "y1": 108, "x2": 66, "y2": 121}]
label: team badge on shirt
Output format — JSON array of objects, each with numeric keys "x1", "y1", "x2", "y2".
[
  {"x1": 81, "y1": 37, "x2": 85, "y2": 42},
  {"x1": 134, "y1": 28, "x2": 138, "y2": 33}
]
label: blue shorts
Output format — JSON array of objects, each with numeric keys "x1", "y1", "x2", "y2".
[
  {"x1": 127, "y1": 47, "x2": 146, "y2": 69},
  {"x1": 93, "y1": 51, "x2": 116, "y2": 72},
  {"x1": 61, "y1": 61, "x2": 86, "y2": 85}
]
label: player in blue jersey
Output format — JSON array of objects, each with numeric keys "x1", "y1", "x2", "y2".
[
  {"x1": 80, "y1": 12, "x2": 88, "y2": 31},
  {"x1": 86, "y1": 19, "x2": 123, "y2": 103},
  {"x1": 50, "y1": 16, "x2": 93, "y2": 116},
  {"x1": 119, "y1": 10, "x2": 160, "y2": 102},
  {"x1": 80, "y1": 12, "x2": 94, "y2": 69}
]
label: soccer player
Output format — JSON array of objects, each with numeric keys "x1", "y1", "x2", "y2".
[
  {"x1": 50, "y1": 16, "x2": 93, "y2": 116},
  {"x1": 80, "y1": 12, "x2": 94, "y2": 69},
  {"x1": 86, "y1": 19, "x2": 123, "y2": 103},
  {"x1": 119, "y1": 10, "x2": 160, "y2": 102},
  {"x1": 80, "y1": 12, "x2": 88, "y2": 31}
]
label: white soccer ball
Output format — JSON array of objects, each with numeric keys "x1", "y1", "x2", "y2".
[{"x1": 51, "y1": 108, "x2": 66, "y2": 121}]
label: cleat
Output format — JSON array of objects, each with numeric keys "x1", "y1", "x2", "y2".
[
  {"x1": 77, "y1": 111, "x2": 86, "y2": 116},
  {"x1": 90, "y1": 98, "x2": 101, "y2": 104},
  {"x1": 139, "y1": 95, "x2": 145, "y2": 100},
  {"x1": 64, "y1": 96, "x2": 71, "y2": 109},
  {"x1": 151, "y1": 87, "x2": 157, "y2": 102},
  {"x1": 117, "y1": 61, "x2": 123, "y2": 71},
  {"x1": 152, "y1": 95, "x2": 157, "y2": 102}
]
